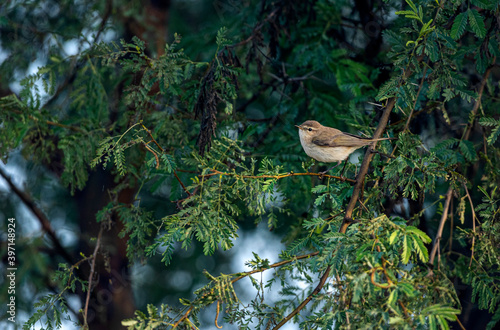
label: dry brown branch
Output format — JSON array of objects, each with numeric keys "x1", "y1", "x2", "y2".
[
  {"x1": 429, "y1": 188, "x2": 453, "y2": 266},
  {"x1": 341, "y1": 96, "x2": 398, "y2": 233},
  {"x1": 369, "y1": 255, "x2": 394, "y2": 289},
  {"x1": 83, "y1": 227, "x2": 103, "y2": 329},
  {"x1": 37, "y1": 117, "x2": 84, "y2": 132},
  {"x1": 463, "y1": 184, "x2": 479, "y2": 267}
]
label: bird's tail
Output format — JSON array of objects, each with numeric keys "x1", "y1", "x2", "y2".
[{"x1": 372, "y1": 137, "x2": 396, "y2": 142}]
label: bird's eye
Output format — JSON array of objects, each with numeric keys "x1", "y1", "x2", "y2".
[{"x1": 308, "y1": 128, "x2": 312, "y2": 132}]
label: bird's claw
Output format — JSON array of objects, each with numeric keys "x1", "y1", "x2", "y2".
[{"x1": 318, "y1": 170, "x2": 327, "y2": 179}]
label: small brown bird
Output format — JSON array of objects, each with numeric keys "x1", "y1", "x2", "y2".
[{"x1": 296, "y1": 120, "x2": 391, "y2": 175}]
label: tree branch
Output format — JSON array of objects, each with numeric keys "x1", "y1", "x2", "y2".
[
  {"x1": 83, "y1": 226, "x2": 103, "y2": 329},
  {"x1": 404, "y1": 63, "x2": 429, "y2": 132},
  {"x1": 463, "y1": 184, "x2": 479, "y2": 267},
  {"x1": 429, "y1": 187, "x2": 453, "y2": 266},
  {"x1": 341, "y1": 58, "x2": 421, "y2": 233},
  {"x1": 0, "y1": 166, "x2": 74, "y2": 264},
  {"x1": 200, "y1": 168, "x2": 356, "y2": 183},
  {"x1": 272, "y1": 264, "x2": 331, "y2": 330},
  {"x1": 427, "y1": 58, "x2": 494, "y2": 269},
  {"x1": 370, "y1": 267, "x2": 393, "y2": 288},
  {"x1": 8, "y1": 105, "x2": 85, "y2": 133},
  {"x1": 340, "y1": 97, "x2": 397, "y2": 232},
  {"x1": 225, "y1": 7, "x2": 280, "y2": 50},
  {"x1": 463, "y1": 60, "x2": 495, "y2": 141},
  {"x1": 232, "y1": 251, "x2": 319, "y2": 284}
]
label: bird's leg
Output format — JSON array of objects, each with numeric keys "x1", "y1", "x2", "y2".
[
  {"x1": 339, "y1": 161, "x2": 348, "y2": 181},
  {"x1": 319, "y1": 161, "x2": 343, "y2": 175}
]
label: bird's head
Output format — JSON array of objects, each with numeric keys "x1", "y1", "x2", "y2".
[{"x1": 295, "y1": 120, "x2": 322, "y2": 137}]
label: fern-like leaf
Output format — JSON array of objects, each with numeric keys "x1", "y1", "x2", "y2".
[
  {"x1": 450, "y1": 12, "x2": 468, "y2": 40},
  {"x1": 468, "y1": 9, "x2": 486, "y2": 39}
]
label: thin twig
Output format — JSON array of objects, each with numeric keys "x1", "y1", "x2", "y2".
[
  {"x1": 463, "y1": 60, "x2": 495, "y2": 141},
  {"x1": 232, "y1": 252, "x2": 319, "y2": 284},
  {"x1": 404, "y1": 63, "x2": 429, "y2": 132},
  {"x1": 83, "y1": 227, "x2": 103, "y2": 329},
  {"x1": 370, "y1": 267, "x2": 393, "y2": 288},
  {"x1": 7, "y1": 107, "x2": 85, "y2": 132},
  {"x1": 144, "y1": 143, "x2": 160, "y2": 169},
  {"x1": 456, "y1": 316, "x2": 467, "y2": 330},
  {"x1": 448, "y1": 199, "x2": 454, "y2": 259},
  {"x1": 452, "y1": 63, "x2": 494, "y2": 267},
  {"x1": 201, "y1": 168, "x2": 356, "y2": 183},
  {"x1": 463, "y1": 184, "x2": 478, "y2": 267},
  {"x1": 225, "y1": 8, "x2": 280, "y2": 50},
  {"x1": 429, "y1": 188, "x2": 453, "y2": 266},
  {"x1": 398, "y1": 300, "x2": 410, "y2": 319},
  {"x1": 141, "y1": 124, "x2": 192, "y2": 196},
  {"x1": 173, "y1": 306, "x2": 193, "y2": 328}
]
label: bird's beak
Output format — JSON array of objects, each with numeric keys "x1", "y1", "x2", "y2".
[{"x1": 295, "y1": 125, "x2": 302, "y2": 130}]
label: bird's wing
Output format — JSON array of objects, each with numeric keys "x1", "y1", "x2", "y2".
[{"x1": 312, "y1": 132, "x2": 373, "y2": 147}]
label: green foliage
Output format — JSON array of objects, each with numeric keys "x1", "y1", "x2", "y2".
[
  {"x1": 117, "y1": 204, "x2": 159, "y2": 261},
  {"x1": 147, "y1": 137, "x2": 287, "y2": 264},
  {"x1": 2, "y1": 0, "x2": 500, "y2": 329},
  {"x1": 456, "y1": 187, "x2": 500, "y2": 327},
  {"x1": 467, "y1": 9, "x2": 486, "y2": 39},
  {"x1": 121, "y1": 304, "x2": 187, "y2": 329},
  {"x1": 418, "y1": 305, "x2": 461, "y2": 330},
  {"x1": 23, "y1": 264, "x2": 86, "y2": 330},
  {"x1": 451, "y1": 12, "x2": 468, "y2": 40},
  {"x1": 0, "y1": 95, "x2": 32, "y2": 161},
  {"x1": 480, "y1": 117, "x2": 500, "y2": 145},
  {"x1": 122, "y1": 270, "x2": 239, "y2": 329},
  {"x1": 395, "y1": 0, "x2": 435, "y2": 47},
  {"x1": 384, "y1": 133, "x2": 451, "y2": 200},
  {"x1": 389, "y1": 224, "x2": 432, "y2": 263},
  {"x1": 451, "y1": 9, "x2": 487, "y2": 40}
]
